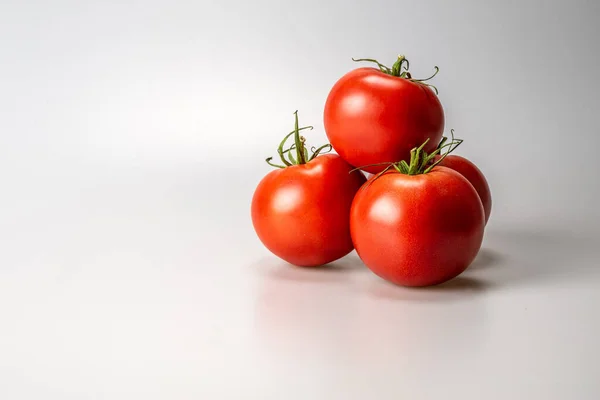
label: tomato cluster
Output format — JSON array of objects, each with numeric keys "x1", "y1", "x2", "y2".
[{"x1": 251, "y1": 55, "x2": 492, "y2": 287}]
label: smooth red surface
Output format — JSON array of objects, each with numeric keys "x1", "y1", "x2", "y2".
[
  {"x1": 251, "y1": 154, "x2": 366, "y2": 267},
  {"x1": 324, "y1": 67, "x2": 445, "y2": 173},
  {"x1": 436, "y1": 154, "x2": 492, "y2": 224},
  {"x1": 350, "y1": 167, "x2": 485, "y2": 287}
]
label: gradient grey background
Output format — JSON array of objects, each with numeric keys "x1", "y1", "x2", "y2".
[{"x1": 1, "y1": 1, "x2": 599, "y2": 399}]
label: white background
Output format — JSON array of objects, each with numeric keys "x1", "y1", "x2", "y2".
[{"x1": 1, "y1": 0, "x2": 599, "y2": 398}]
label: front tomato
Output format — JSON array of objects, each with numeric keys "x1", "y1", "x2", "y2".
[
  {"x1": 350, "y1": 142, "x2": 485, "y2": 286},
  {"x1": 324, "y1": 55, "x2": 445, "y2": 173},
  {"x1": 251, "y1": 112, "x2": 366, "y2": 267}
]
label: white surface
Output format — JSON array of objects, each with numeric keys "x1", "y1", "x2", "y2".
[
  {"x1": 2, "y1": 0, "x2": 600, "y2": 398},
  {"x1": 1, "y1": 168, "x2": 599, "y2": 399}
]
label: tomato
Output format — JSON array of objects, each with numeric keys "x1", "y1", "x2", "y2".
[
  {"x1": 324, "y1": 55, "x2": 445, "y2": 173},
  {"x1": 350, "y1": 144, "x2": 485, "y2": 286},
  {"x1": 252, "y1": 112, "x2": 366, "y2": 267},
  {"x1": 435, "y1": 154, "x2": 492, "y2": 224}
]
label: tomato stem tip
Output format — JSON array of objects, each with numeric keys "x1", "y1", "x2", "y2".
[
  {"x1": 352, "y1": 54, "x2": 440, "y2": 94},
  {"x1": 353, "y1": 131, "x2": 464, "y2": 188},
  {"x1": 265, "y1": 111, "x2": 333, "y2": 169}
]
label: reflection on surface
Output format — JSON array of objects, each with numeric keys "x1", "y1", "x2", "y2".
[
  {"x1": 250, "y1": 227, "x2": 600, "y2": 377},
  {"x1": 251, "y1": 255, "x2": 488, "y2": 369}
]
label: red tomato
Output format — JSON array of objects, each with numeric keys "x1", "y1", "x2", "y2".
[
  {"x1": 324, "y1": 56, "x2": 445, "y2": 173},
  {"x1": 252, "y1": 154, "x2": 365, "y2": 267},
  {"x1": 435, "y1": 154, "x2": 492, "y2": 224},
  {"x1": 350, "y1": 166, "x2": 485, "y2": 287},
  {"x1": 252, "y1": 112, "x2": 366, "y2": 267}
]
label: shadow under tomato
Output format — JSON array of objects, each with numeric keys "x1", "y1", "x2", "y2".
[
  {"x1": 364, "y1": 275, "x2": 490, "y2": 303},
  {"x1": 462, "y1": 226, "x2": 600, "y2": 289},
  {"x1": 469, "y1": 248, "x2": 504, "y2": 269},
  {"x1": 252, "y1": 256, "x2": 490, "y2": 365},
  {"x1": 328, "y1": 253, "x2": 370, "y2": 273},
  {"x1": 251, "y1": 252, "x2": 368, "y2": 283}
]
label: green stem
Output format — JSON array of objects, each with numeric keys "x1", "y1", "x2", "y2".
[
  {"x1": 277, "y1": 132, "x2": 294, "y2": 167},
  {"x1": 265, "y1": 157, "x2": 286, "y2": 169},
  {"x1": 352, "y1": 55, "x2": 441, "y2": 94},
  {"x1": 349, "y1": 161, "x2": 396, "y2": 174},
  {"x1": 287, "y1": 148, "x2": 297, "y2": 165},
  {"x1": 412, "y1": 66, "x2": 439, "y2": 82},
  {"x1": 399, "y1": 160, "x2": 410, "y2": 174},
  {"x1": 352, "y1": 57, "x2": 391, "y2": 74},
  {"x1": 423, "y1": 131, "x2": 463, "y2": 173},
  {"x1": 264, "y1": 111, "x2": 334, "y2": 169},
  {"x1": 391, "y1": 55, "x2": 409, "y2": 77},
  {"x1": 293, "y1": 111, "x2": 306, "y2": 164},
  {"x1": 276, "y1": 126, "x2": 312, "y2": 166},
  {"x1": 351, "y1": 131, "x2": 463, "y2": 179},
  {"x1": 302, "y1": 139, "x2": 309, "y2": 162},
  {"x1": 309, "y1": 144, "x2": 332, "y2": 161},
  {"x1": 406, "y1": 138, "x2": 431, "y2": 175}
]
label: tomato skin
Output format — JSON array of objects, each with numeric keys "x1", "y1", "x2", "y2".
[
  {"x1": 350, "y1": 166, "x2": 485, "y2": 287},
  {"x1": 252, "y1": 154, "x2": 366, "y2": 267},
  {"x1": 324, "y1": 67, "x2": 445, "y2": 173},
  {"x1": 435, "y1": 155, "x2": 492, "y2": 224}
]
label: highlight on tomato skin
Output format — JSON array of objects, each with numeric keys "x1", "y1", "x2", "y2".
[
  {"x1": 348, "y1": 136, "x2": 485, "y2": 287},
  {"x1": 251, "y1": 111, "x2": 366, "y2": 267},
  {"x1": 324, "y1": 55, "x2": 445, "y2": 173}
]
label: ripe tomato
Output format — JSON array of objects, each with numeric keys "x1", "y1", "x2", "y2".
[
  {"x1": 252, "y1": 112, "x2": 366, "y2": 267},
  {"x1": 350, "y1": 146, "x2": 485, "y2": 286},
  {"x1": 324, "y1": 56, "x2": 445, "y2": 173},
  {"x1": 435, "y1": 154, "x2": 492, "y2": 224}
]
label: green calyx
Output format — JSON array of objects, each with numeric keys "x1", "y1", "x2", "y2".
[
  {"x1": 350, "y1": 130, "x2": 463, "y2": 184},
  {"x1": 265, "y1": 111, "x2": 333, "y2": 169},
  {"x1": 352, "y1": 55, "x2": 440, "y2": 94}
]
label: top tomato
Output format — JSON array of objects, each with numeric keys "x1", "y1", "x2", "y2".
[{"x1": 324, "y1": 56, "x2": 445, "y2": 173}]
